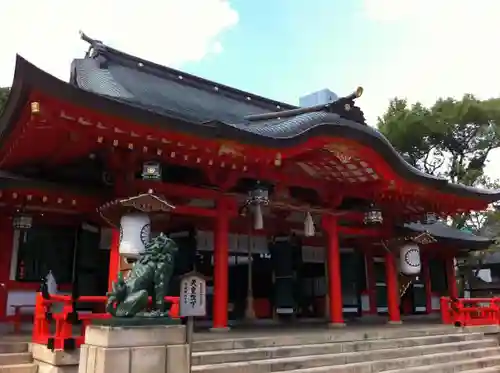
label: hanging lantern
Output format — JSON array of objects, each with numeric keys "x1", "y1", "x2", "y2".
[
  {"x1": 12, "y1": 213, "x2": 33, "y2": 230},
  {"x1": 399, "y1": 243, "x2": 421, "y2": 275},
  {"x1": 118, "y1": 213, "x2": 151, "y2": 258},
  {"x1": 141, "y1": 161, "x2": 162, "y2": 181},
  {"x1": 424, "y1": 212, "x2": 437, "y2": 225},
  {"x1": 304, "y1": 211, "x2": 315, "y2": 237},
  {"x1": 363, "y1": 204, "x2": 383, "y2": 225},
  {"x1": 246, "y1": 182, "x2": 269, "y2": 230}
]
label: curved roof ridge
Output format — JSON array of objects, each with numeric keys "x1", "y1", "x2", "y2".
[
  {"x1": 3, "y1": 55, "x2": 500, "y2": 204},
  {"x1": 79, "y1": 32, "x2": 296, "y2": 113},
  {"x1": 404, "y1": 221, "x2": 493, "y2": 243}
]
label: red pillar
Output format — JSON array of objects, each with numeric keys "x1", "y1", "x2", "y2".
[
  {"x1": 385, "y1": 250, "x2": 401, "y2": 324},
  {"x1": 323, "y1": 216, "x2": 344, "y2": 326},
  {"x1": 212, "y1": 199, "x2": 230, "y2": 330},
  {"x1": 446, "y1": 256, "x2": 458, "y2": 299},
  {"x1": 422, "y1": 254, "x2": 432, "y2": 314},
  {"x1": 107, "y1": 228, "x2": 120, "y2": 291}
]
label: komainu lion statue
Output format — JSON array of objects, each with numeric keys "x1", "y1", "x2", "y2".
[{"x1": 106, "y1": 233, "x2": 178, "y2": 317}]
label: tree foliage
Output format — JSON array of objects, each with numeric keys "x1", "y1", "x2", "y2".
[
  {"x1": 378, "y1": 94, "x2": 500, "y2": 187},
  {"x1": 378, "y1": 95, "x2": 500, "y2": 229},
  {"x1": 377, "y1": 95, "x2": 500, "y2": 283}
]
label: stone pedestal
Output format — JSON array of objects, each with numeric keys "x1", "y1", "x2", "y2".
[
  {"x1": 78, "y1": 324, "x2": 189, "y2": 373},
  {"x1": 32, "y1": 343, "x2": 80, "y2": 373}
]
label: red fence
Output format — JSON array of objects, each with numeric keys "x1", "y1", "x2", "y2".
[
  {"x1": 440, "y1": 297, "x2": 500, "y2": 327},
  {"x1": 32, "y1": 293, "x2": 180, "y2": 350}
]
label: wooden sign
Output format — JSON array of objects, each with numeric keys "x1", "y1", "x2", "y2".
[{"x1": 179, "y1": 272, "x2": 207, "y2": 317}]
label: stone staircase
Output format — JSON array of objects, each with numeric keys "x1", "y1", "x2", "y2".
[
  {"x1": 192, "y1": 326, "x2": 500, "y2": 373},
  {"x1": 0, "y1": 341, "x2": 36, "y2": 373}
]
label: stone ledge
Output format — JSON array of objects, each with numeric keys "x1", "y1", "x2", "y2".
[
  {"x1": 31, "y1": 343, "x2": 80, "y2": 366},
  {"x1": 37, "y1": 360, "x2": 78, "y2": 373},
  {"x1": 85, "y1": 324, "x2": 186, "y2": 348},
  {"x1": 79, "y1": 344, "x2": 189, "y2": 373}
]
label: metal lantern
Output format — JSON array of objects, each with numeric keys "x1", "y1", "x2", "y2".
[
  {"x1": 246, "y1": 183, "x2": 269, "y2": 230},
  {"x1": 363, "y1": 205, "x2": 383, "y2": 225},
  {"x1": 424, "y1": 212, "x2": 437, "y2": 225},
  {"x1": 141, "y1": 161, "x2": 162, "y2": 181},
  {"x1": 12, "y1": 213, "x2": 33, "y2": 229},
  {"x1": 248, "y1": 183, "x2": 269, "y2": 205}
]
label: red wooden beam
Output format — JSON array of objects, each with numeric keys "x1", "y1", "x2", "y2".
[
  {"x1": 136, "y1": 180, "x2": 221, "y2": 200},
  {"x1": 338, "y1": 226, "x2": 384, "y2": 237},
  {"x1": 174, "y1": 205, "x2": 218, "y2": 218},
  {"x1": 3, "y1": 94, "x2": 490, "y2": 219}
]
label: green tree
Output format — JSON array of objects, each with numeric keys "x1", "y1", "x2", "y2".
[
  {"x1": 0, "y1": 87, "x2": 9, "y2": 115},
  {"x1": 378, "y1": 95, "x2": 500, "y2": 289},
  {"x1": 378, "y1": 94, "x2": 500, "y2": 230}
]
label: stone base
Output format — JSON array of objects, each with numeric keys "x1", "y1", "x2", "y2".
[
  {"x1": 32, "y1": 343, "x2": 80, "y2": 373},
  {"x1": 92, "y1": 317, "x2": 180, "y2": 327},
  {"x1": 78, "y1": 324, "x2": 189, "y2": 373},
  {"x1": 388, "y1": 320, "x2": 403, "y2": 325},
  {"x1": 38, "y1": 361, "x2": 79, "y2": 373},
  {"x1": 328, "y1": 322, "x2": 346, "y2": 328},
  {"x1": 209, "y1": 326, "x2": 231, "y2": 333}
]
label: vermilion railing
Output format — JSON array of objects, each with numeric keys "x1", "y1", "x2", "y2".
[
  {"x1": 440, "y1": 297, "x2": 500, "y2": 327},
  {"x1": 32, "y1": 293, "x2": 180, "y2": 350}
]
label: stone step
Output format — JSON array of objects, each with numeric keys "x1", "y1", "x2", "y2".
[
  {"x1": 0, "y1": 363, "x2": 37, "y2": 373},
  {"x1": 0, "y1": 354, "x2": 32, "y2": 366},
  {"x1": 192, "y1": 341, "x2": 499, "y2": 373},
  {"x1": 273, "y1": 352, "x2": 500, "y2": 373},
  {"x1": 0, "y1": 345, "x2": 28, "y2": 355},
  {"x1": 382, "y1": 355, "x2": 500, "y2": 373},
  {"x1": 462, "y1": 368, "x2": 500, "y2": 373},
  {"x1": 370, "y1": 347, "x2": 500, "y2": 372},
  {"x1": 192, "y1": 333, "x2": 487, "y2": 365},
  {"x1": 193, "y1": 326, "x2": 460, "y2": 352},
  {"x1": 281, "y1": 355, "x2": 500, "y2": 373}
]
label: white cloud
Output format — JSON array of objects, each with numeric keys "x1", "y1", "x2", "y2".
[
  {"x1": 0, "y1": 0, "x2": 238, "y2": 87},
  {"x1": 360, "y1": 0, "x2": 500, "y2": 123},
  {"x1": 360, "y1": 0, "x2": 500, "y2": 179}
]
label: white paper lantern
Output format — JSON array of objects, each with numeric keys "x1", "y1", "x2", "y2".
[
  {"x1": 399, "y1": 243, "x2": 421, "y2": 275},
  {"x1": 119, "y1": 213, "x2": 151, "y2": 258}
]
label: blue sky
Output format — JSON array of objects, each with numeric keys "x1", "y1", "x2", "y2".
[
  {"x1": 180, "y1": 0, "x2": 500, "y2": 127},
  {"x1": 183, "y1": 0, "x2": 369, "y2": 106}
]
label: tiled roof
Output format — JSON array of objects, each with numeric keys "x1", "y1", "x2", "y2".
[
  {"x1": 405, "y1": 221, "x2": 492, "y2": 243},
  {"x1": 72, "y1": 38, "x2": 296, "y2": 125},
  {"x1": 0, "y1": 35, "x2": 499, "y2": 203},
  {"x1": 72, "y1": 35, "x2": 366, "y2": 127}
]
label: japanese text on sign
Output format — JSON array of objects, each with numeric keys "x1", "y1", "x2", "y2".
[{"x1": 180, "y1": 274, "x2": 206, "y2": 317}]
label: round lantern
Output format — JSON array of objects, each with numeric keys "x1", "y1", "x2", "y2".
[
  {"x1": 399, "y1": 243, "x2": 421, "y2": 275},
  {"x1": 118, "y1": 213, "x2": 151, "y2": 258}
]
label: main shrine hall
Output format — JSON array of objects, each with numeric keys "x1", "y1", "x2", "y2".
[{"x1": 0, "y1": 34, "x2": 496, "y2": 331}]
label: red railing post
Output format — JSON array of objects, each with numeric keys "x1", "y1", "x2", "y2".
[
  {"x1": 440, "y1": 297, "x2": 451, "y2": 324},
  {"x1": 32, "y1": 293, "x2": 49, "y2": 344},
  {"x1": 491, "y1": 298, "x2": 499, "y2": 324},
  {"x1": 442, "y1": 297, "x2": 500, "y2": 327},
  {"x1": 30, "y1": 294, "x2": 181, "y2": 350}
]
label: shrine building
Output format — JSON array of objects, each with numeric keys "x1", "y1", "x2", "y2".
[{"x1": 0, "y1": 34, "x2": 497, "y2": 330}]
